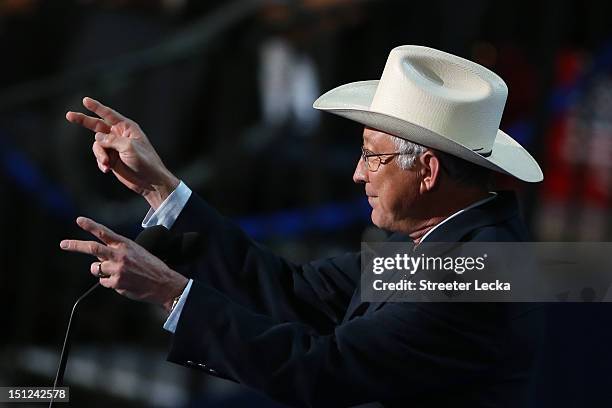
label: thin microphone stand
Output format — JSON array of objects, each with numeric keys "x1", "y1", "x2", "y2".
[{"x1": 49, "y1": 282, "x2": 100, "y2": 408}]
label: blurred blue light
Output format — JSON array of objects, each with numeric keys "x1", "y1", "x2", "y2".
[
  {"x1": 0, "y1": 133, "x2": 76, "y2": 220},
  {"x1": 237, "y1": 198, "x2": 371, "y2": 240}
]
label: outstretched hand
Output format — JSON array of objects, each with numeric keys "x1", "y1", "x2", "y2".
[
  {"x1": 60, "y1": 216, "x2": 188, "y2": 312},
  {"x1": 66, "y1": 97, "x2": 179, "y2": 209}
]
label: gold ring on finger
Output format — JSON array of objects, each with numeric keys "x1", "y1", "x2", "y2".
[{"x1": 97, "y1": 262, "x2": 111, "y2": 279}]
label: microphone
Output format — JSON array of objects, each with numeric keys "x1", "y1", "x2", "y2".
[
  {"x1": 133, "y1": 225, "x2": 202, "y2": 266},
  {"x1": 49, "y1": 226, "x2": 201, "y2": 407}
]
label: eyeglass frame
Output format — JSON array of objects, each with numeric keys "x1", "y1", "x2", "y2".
[
  {"x1": 360, "y1": 145, "x2": 450, "y2": 174},
  {"x1": 360, "y1": 146, "x2": 410, "y2": 172}
]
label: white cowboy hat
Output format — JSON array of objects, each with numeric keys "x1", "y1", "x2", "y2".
[{"x1": 313, "y1": 45, "x2": 543, "y2": 182}]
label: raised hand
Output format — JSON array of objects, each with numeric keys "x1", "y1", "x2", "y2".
[
  {"x1": 60, "y1": 216, "x2": 188, "y2": 312},
  {"x1": 66, "y1": 97, "x2": 179, "y2": 209}
]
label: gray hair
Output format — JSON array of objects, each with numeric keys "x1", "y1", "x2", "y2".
[
  {"x1": 392, "y1": 137, "x2": 426, "y2": 170},
  {"x1": 391, "y1": 136, "x2": 493, "y2": 189}
]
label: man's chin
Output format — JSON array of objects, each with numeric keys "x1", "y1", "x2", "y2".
[
  {"x1": 371, "y1": 210, "x2": 398, "y2": 232},
  {"x1": 370, "y1": 209, "x2": 385, "y2": 229}
]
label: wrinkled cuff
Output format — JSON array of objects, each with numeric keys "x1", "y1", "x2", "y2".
[{"x1": 142, "y1": 181, "x2": 192, "y2": 230}]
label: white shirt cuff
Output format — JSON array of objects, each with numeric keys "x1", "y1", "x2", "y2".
[
  {"x1": 163, "y1": 279, "x2": 193, "y2": 333},
  {"x1": 142, "y1": 181, "x2": 192, "y2": 230}
]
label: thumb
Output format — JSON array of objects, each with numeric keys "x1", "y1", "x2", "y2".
[{"x1": 95, "y1": 132, "x2": 129, "y2": 152}]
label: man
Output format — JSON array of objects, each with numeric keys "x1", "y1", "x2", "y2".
[{"x1": 61, "y1": 45, "x2": 544, "y2": 407}]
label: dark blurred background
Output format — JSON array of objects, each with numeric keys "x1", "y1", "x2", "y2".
[{"x1": 1, "y1": 0, "x2": 611, "y2": 406}]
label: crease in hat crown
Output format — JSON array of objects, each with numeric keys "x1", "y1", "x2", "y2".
[{"x1": 369, "y1": 45, "x2": 508, "y2": 153}]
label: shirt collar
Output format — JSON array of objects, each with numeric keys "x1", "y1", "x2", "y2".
[{"x1": 419, "y1": 192, "x2": 498, "y2": 244}]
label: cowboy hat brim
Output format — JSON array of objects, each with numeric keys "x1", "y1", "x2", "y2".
[{"x1": 313, "y1": 80, "x2": 543, "y2": 183}]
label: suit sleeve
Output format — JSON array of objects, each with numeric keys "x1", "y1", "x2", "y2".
[
  {"x1": 168, "y1": 280, "x2": 506, "y2": 407},
  {"x1": 168, "y1": 192, "x2": 360, "y2": 332}
]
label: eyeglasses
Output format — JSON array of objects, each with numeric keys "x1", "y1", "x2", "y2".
[{"x1": 361, "y1": 146, "x2": 407, "y2": 172}]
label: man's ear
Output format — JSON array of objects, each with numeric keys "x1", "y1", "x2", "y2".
[{"x1": 418, "y1": 150, "x2": 442, "y2": 193}]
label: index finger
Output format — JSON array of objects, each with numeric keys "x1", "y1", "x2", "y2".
[
  {"x1": 66, "y1": 111, "x2": 112, "y2": 133},
  {"x1": 82, "y1": 97, "x2": 127, "y2": 125},
  {"x1": 59, "y1": 239, "x2": 114, "y2": 260},
  {"x1": 76, "y1": 216, "x2": 126, "y2": 245}
]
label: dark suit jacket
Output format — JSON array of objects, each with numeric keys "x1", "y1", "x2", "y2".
[{"x1": 166, "y1": 191, "x2": 544, "y2": 407}]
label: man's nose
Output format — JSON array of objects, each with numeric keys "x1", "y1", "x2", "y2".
[{"x1": 353, "y1": 156, "x2": 368, "y2": 184}]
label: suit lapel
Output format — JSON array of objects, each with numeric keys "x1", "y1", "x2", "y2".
[
  {"x1": 344, "y1": 239, "x2": 401, "y2": 321},
  {"x1": 343, "y1": 234, "x2": 412, "y2": 321},
  {"x1": 343, "y1": 284, "x2": 366, "y2": 322}
]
